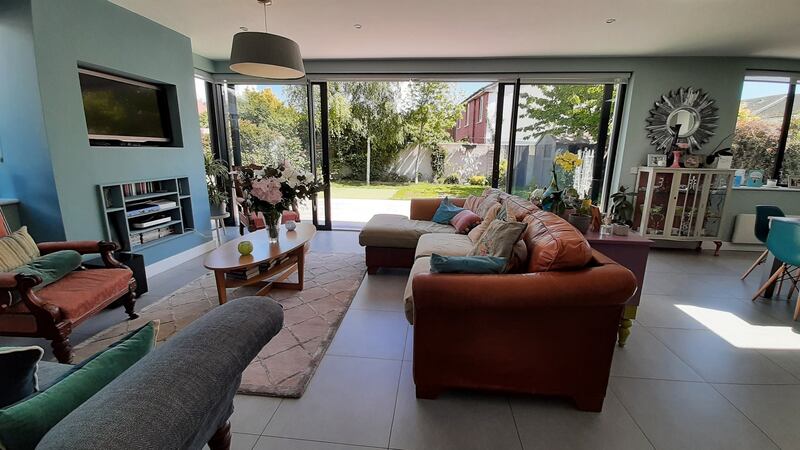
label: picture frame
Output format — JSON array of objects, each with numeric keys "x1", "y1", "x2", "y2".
[
  {"x1": 647, "y1": 153, "x2": 667, "y2": 167},
  {"x1": 788, "y1": 177, "x2": 800, "y2": 188}
]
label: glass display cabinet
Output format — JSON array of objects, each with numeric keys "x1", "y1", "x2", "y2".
[{"x1": 633, "y1": 168, "x2": 734, "y2": 255}]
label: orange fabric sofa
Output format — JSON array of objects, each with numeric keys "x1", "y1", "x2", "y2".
[{"x1": 359, "y1": 189, "x2": 637, "y2": 411}]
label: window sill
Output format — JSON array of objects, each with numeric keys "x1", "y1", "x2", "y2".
[{"x1": 733, "y1": 186, "x2": 800, "y2": 193}]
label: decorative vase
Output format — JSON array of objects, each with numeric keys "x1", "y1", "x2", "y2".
[
  {"x1": 568, "y1": 214, "x2": 591, "y2": 234},
  {"x1": 670, "y1": 150, "x2": 682, "y2": 168},
  {"x1": 265, "y1": 210, "x2": 280, "y2": 243},
  {"x1": 285, "y1": 220, "x2": 297, "y2": 231}
]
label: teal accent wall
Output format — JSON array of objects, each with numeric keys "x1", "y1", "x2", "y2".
[
  {"x1": 18, "y1": 0, "x2": 212, "y2": 263},
  {"x1": 0, "y1": 0, "x2": 65, "y2": 241}
]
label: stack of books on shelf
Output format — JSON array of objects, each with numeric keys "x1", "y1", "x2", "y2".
[
  {"x1": 130, "y1": 225, "x2": 176, "y2": 246},
  {"x1": 226, "y1": 266, "x2": 262, "y2": 281},
  {"x1": 122, "y1": 181, "x2": 162, "y2": 197}
]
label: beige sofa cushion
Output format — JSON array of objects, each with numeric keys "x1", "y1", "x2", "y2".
[
  {"x1": 414, "y1": 233, "x2": 474, "y2": 260},
  {"x1": 359, "y1": 214, "x2": 456, "y2": 249},
  {"x1": 403, "y1": 256, "x2": 431, "y2": 324},
  {"x1": 467, "y1": 203, "x2": 502, "y2": 243}
]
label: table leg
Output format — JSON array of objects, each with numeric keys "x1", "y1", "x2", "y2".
[
  {"x1": 272, "y1": 247, "x2": 305, "y2": 291},
  {"x1": 214, "y1": 270, "x2": 227, "y2": 305},
  {"x1": 618, "y1": 305, "x2": 637, "y2": 347}
]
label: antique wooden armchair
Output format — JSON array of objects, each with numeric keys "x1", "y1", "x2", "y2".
[{"x1": 0, "y1": 213, "x2": 137, "y2": 363}]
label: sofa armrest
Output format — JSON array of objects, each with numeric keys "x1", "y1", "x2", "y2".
[
  {"x1": 412, "y1": 255, "x2": 636, "y2": 312},
  {"x1": 38, "y1": 297, "x2": 284, "y2": 450},
  {"x1": 409, "y1": 197, "x2": 466, "y2": 221},
  {"x1": 37, "y1": 240, "x2": 118, "y2": 256}
]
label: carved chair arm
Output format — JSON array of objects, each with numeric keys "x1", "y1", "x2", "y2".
[
  {"x1": 38, "y1": 240, "x2": 126, "y2": 269},
  {"x1": 0, "y1": 272, "x2": 60, "y2": 322}
]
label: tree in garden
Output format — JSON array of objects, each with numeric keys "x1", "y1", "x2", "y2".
[
  {"x1": 517, "y1": 85, "x2": 606, "y2": 142},
  {"x1": 236, "y1": 87, "x2": 308, "y2": 169},
  {"x1": 730, "y1": 107, "x2": 781, "y2": 176},
  {"x1": 404, "y1": 81, "x2": 462, "y2": 182}
]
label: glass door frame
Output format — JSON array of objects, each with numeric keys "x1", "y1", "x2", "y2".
[{"x1": 308, "y1": 82, "x2": 332, "y2": 230}]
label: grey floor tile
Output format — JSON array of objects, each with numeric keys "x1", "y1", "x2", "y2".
[
  {"x1": 403, "y1": 325, "x2": 413, "y2": 362},
  {"x1": 328, "y1": 309, "x2": 408, "y2": 360},
  {"x1": 264, "y1": 355, "x2": 401, "y2": 448},
  {"x1": 511, "y1": 390, "x2": 652, "y2": 450},
  {"x1": 349, "y1": 273, "x2": 408, "y2": 312},
  {"x1": 610, "y1": 377, "x2": 778, "y2": 450},
  {"x1": 636, "y1": 294, "x2": 783, "y2": 330},
  {"x1": 611, "y1": 325, "x2": 702, "y2": 381},
  {"x1": 759, "y1": 349, "x2": 800, "y2": 379},
  {"x1": 203, "y1": 432, "x2": 260, "y2": 450},
  {"x1": 714, "y1": 383, "x2": 800, "y2": 450},
  {"x1": 390, "y1": 362, "x2": 521, "y2": 450},
  {"x1": 309, "y1": 230, "x2": 363, "y2": 254},
  {"x1": 254, "y1": 436, "x2": 380, "y2": 450},
  {"x1": 230, "y1": 395, "x2": 282, "y2": 435},
  {"x1": 649, "y1": 328, "x2": 798, "y2": 384}
]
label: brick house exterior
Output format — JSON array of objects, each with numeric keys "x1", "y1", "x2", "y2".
[{"x1": 452, "y1": 87, "x2": 494, "y2": 144}]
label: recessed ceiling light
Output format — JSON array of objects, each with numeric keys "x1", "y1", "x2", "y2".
[
  {"x1": 240, "y1": 26, "x2": 248, "y2": 31},
  {"x1": 605, "y1": 18, "x2": 616, "y2": 24},
  {"x1": 354, "y1": 23, "x2": 362, "y2": 29}
]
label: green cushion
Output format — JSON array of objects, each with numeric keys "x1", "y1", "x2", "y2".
[
  {"x1": 12, "y1": 250, "x2": 82, "y2": 291},
  {"x1": 429, "y1": 253, "x2": 507, "y2": 274},
  {"x1": 0, "y1": 322, "x2": 157, "y2": 450}
]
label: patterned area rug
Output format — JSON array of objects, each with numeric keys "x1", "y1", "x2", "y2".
[{"x1": 73, "y1": 252, "x2": 366, "y2": 398}]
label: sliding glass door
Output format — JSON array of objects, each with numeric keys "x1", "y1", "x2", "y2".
[{"x1": 504, "y1": 81, "x2": 621, "y2": 206}]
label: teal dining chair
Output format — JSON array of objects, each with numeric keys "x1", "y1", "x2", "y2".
[
  {"x1": 752, "y1": 217, "x2": 800, "y2": 319},
  {"x1": 741, "y1": 205, "x2": 785, "y2": 280}
]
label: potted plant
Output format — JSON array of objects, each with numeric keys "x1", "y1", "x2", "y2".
[
  {"x1": 567, "y1": 198, "x2": 593, "y2": 234},
  {"x1": 541, "y1": 151, "x2": 583, "y2": 217},
  {"x1": 609, "y1": 185, "x2": 634, "y2": 236},
  {"x1": 205, "y1": 155, "x2": 231, "y2": 216}
]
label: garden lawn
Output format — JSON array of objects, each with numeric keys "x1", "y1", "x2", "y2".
[{"x1": 330, "y1": 182, "x2": 486, "y2": 200}]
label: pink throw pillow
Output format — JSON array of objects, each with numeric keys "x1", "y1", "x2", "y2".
[{"x1": 450, "y1": 209, "x2": 482, "y2": 234}]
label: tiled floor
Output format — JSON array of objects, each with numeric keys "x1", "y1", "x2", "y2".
[{"x1": 6, "y1": 231, "x2": 800, "y2": 449}]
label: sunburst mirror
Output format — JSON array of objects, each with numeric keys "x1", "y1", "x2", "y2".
[{"x1": 645, "y1": 87, "x2": 719, "y2": 153}]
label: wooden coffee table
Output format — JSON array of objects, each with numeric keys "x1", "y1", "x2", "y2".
[{"x1": 203, "y1": 223, "x2": 316, "y2": 305}]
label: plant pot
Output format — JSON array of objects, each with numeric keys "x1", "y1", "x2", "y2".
[
  {"x1": 568, "y1": 214, "x2": 591, "y2": 234},
  {"x1": 558, "y1": 208, "x2": 577, "y2": 220},
  {"x1": 209, "y1": 201, "x2": 227, "y2": 217},
  {"x1": 612, "y1": 223, "x2": 630, "y2": 236}
]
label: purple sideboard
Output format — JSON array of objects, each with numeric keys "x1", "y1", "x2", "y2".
[{"x1": 585, "y1": 230, "x2": 653, "y2": 346}]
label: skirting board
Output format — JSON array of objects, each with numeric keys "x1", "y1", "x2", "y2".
[{"x1": 145, "y1": 240, "x2": 217, "y2": 278}]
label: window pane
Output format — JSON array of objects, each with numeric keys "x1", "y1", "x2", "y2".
[
  {"x1": 784, "y1": 82, "x2": 800, "y2": 182},
  {"x1": 194, "y1": 78, "x2": 211, "y2": 158},
  {"x1": 732, "y1": 79, "x2": 789, "y2": 177},
  {"x1": 510, "y1": 83, "x2": 607, "y2": 200}
]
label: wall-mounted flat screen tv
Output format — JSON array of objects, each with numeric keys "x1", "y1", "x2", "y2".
[{"x1": 79, "y1": 68, "x2": 173, "y2": 146}]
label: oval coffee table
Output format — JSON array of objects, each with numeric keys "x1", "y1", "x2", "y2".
[{"x1": 203, "y1": 223, "x2": 316, "y2": 305}]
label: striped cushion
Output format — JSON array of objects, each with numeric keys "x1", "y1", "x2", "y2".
[{"x1": 0, "y1": 227, "x2": 40, "y2": 272}]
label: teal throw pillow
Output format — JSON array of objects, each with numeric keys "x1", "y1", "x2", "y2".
[
  {"x1": 0, "y1": 321, "x2": 158, "y2": 450},
  {"x1": 429, "y1": 253, "x2": 507, "y2": 274},
  {"x1": 431, "y1": 197, "x2": 464, "y2": 224},
  {"x1": 0, "y1": 346, "x2": 43, "y2": 409}
]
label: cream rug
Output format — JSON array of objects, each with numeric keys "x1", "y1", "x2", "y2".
[{"x1": 73, "y1": 251, "x2": 366, "y2": 398}]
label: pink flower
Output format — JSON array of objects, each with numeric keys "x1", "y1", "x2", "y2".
[{"x1": 250, "y1": 178, "x2": 283, "y2": 205}]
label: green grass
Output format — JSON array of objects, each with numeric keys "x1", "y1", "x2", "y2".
[{"x1": 330, "y1": 181, "x2": 486, "y2": 200}]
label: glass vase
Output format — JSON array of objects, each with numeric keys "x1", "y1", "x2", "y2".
[{"x1": 265, "y1": 210, "x2": 280, "y2": 243}]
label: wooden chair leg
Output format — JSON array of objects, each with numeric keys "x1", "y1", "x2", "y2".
[
  {"x1": 208, "y1": 420, "x2": 231, "y2": 450},
  {"x1": 753, "y1": 264, "x2": 786, "y2": 301},
  {"x1": 793, "y1": 289, "x2": 800, "y2": 321},
  {"x1": 788, "y1": 269, "x2": 800, "y2": 300},
  {"x1": 741, "y1": 249, "x2": 769, "y2": 280},
  {"x1": 51, "y1": 334, "x2": 73, "y2": 364},
  {"x1": 123, "y1": 280, "x2": 139, "y2": 320}
]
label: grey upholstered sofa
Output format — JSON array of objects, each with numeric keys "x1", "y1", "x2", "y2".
[{"x1": 36, "y1": 296, "x2": 283, "y2": 450}]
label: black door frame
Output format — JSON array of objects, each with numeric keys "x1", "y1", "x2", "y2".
[{"x1": 309, "y1": 82, "x2": 332, "y2": 230}]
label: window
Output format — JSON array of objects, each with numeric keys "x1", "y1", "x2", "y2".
[
  {"x1": 733, "y1": 73, "x2": 800, "y2": 182},
  {"x1": 478, "y1": 96, "x2": 484, "y2": 123},
  {"x1": 194, "y1": 77, "x2": 212, "y2": 157},
  {"x1": 465, "y1": 102, "x2": 471, "y2": 126}
]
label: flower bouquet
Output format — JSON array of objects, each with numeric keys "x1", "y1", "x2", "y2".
[
  {"x1": 237, "y1": 162, "x2": 325, "y2": 242},
  {"x1": 541, "y1": 151, "x2": 582, "y2": 217}
]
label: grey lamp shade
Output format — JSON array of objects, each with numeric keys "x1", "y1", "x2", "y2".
[{"x1": 229, "y1": 32, "x2": 305, "y2": 80}]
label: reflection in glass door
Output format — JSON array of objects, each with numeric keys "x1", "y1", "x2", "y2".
[{"x1": 505, "y1": 82, "x2": 619, "y2": 205}]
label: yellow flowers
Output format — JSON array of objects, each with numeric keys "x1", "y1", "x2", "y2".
[{"x1": 554, "y1": 151, "x2": 583, "y2": 173}]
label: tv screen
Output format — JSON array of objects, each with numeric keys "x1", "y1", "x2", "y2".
[{"x1": 79, "y1": 69, "x2": 172, "y2": 145}]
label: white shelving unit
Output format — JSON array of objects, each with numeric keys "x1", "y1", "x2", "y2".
[{"x1": 632, "y1": 167, "x2": 734, "y2": 254}]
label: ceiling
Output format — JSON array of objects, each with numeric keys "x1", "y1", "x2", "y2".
[{"x1": 110, "y1": 0, "x2": 800, "y2": 61}]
